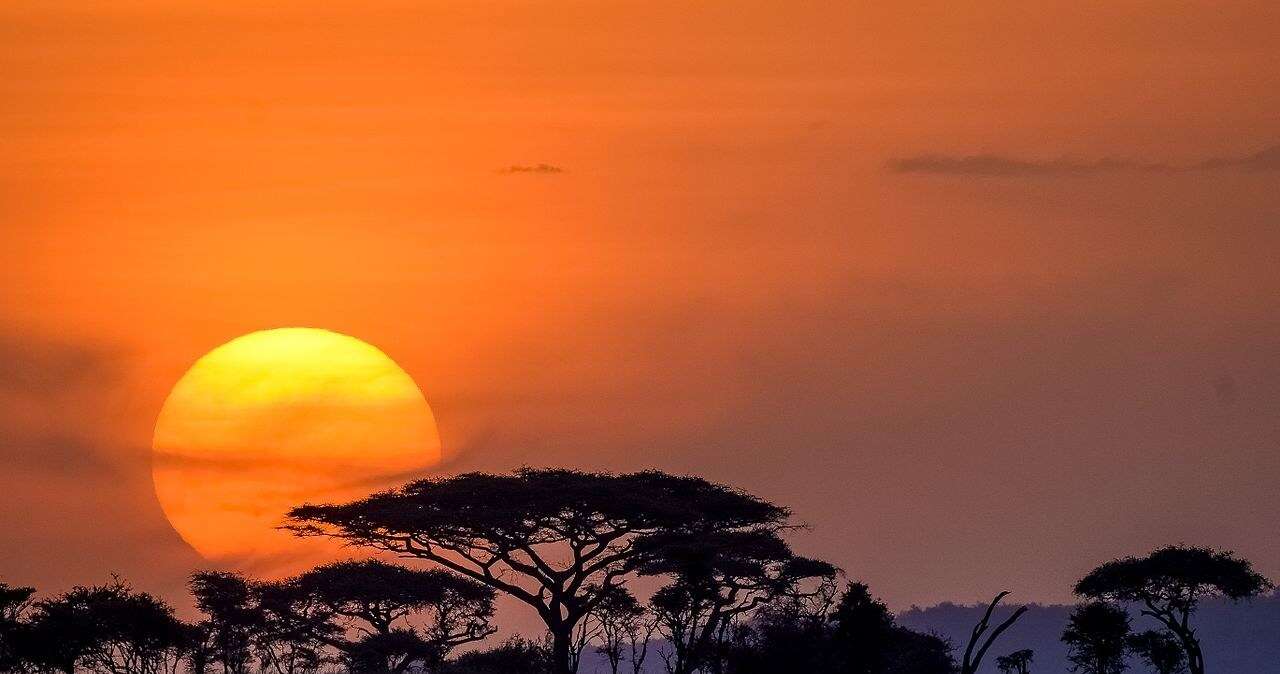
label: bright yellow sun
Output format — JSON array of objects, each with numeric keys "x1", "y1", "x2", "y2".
[{"x1": 152, "y1": 328, "x2": 441, "y2": 574}]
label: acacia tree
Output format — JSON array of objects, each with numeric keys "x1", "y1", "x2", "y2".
[
  {"x1": 289, "y1": 559, "x2": 496, "y2": 673},
  {"x1": 286, "y1": 468, "x2": 795, "y2": 674},
  {"x1": 1061, "y1": 603, "x2": 1130, "y2": 674},
  {"x1": 643, "y1": 530, "x2": 837, "y2": 674},
  {"x1": 189, "y1": 572, "x2": 260, "y2": 674},
  {"x1": 254, "y1": 581, "x2": 335, "y2": 674},
  {"x1": 995, "y1": 649, "x2": 1033, "y2": 674},
  {"x1": 1074, "y1": 546, "x2": 1272, "y2": 674},
  {"x1": 28, "y1": 579, "x2": 194, "y2": 674},
  {"x1": 1127, "y1": 631, "x2": 1187, "y2": 674},
  {"x1": 590, "y1": 587, "x2": 647, "y2": 674}
]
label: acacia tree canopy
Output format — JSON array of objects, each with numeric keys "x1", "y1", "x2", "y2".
[
  {"x1": 1074, "y1": 546, "x2": 1272, "y2": 674},
  {"x1": 285, "y1": 468, "x2": 795, "y2": 674}
]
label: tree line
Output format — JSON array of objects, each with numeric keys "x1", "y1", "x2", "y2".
[{"x1": 0, "y1": 468, "x2": 1271, "y2": 674}]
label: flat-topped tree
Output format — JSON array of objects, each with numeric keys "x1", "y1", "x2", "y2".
[
  {"x1": 285, "y1": 468, "x2": 791, "y2": 674},
  {"x1": 289, "y1": 559, "x2": 495, "y2": 672},
  {"x1": 1074, "y1": 545, "x2": 1272, "y2": 674},
  {"x1": 640, "y1": 530, "x2": 837, "y2": 674}
]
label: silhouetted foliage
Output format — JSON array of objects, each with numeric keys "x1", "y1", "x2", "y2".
[
  {"x1": 288, "y1": 559, "x2": 495, "y2": 672},
  {"x1": 588, "y1": 586, "x2": 648, "y2": 674},
  {"x1": 286, "y1": 468, "x2": 794, "y2": 674},
  {"x1": 1074, "y1": 546, "x2": 1272, "y2": 674},
  {"x1": 440, "y1": 637, "x2": 549, "y2": 674},
  {"x1": 0, "y1": 583, "x2": 35, "y2": 672},
  {"x1": 958, "y1": 592, "x2": 1027, "y2": 674},
  {"x1": 189, "y1": 572, "x2": 260, "y2": 674},
  {"x1": 719, "y1": 581, "x2": 955, "y2": 674},
  {"x1": 1126, "y1": 631, "x2": 1186, "y2": 674},
  {"x1": 1061, "y1": 602, "x2": 1129, "y2": 674},
  {"x1": 23, "y1": 579, "x2": 193, "y2": 674},
  {"x1": 253, "y1": 580, "x2": 333, "y2": 674},
  {"x1": 994, "y1": 649, "x2": 1033, "y2": 674},
  {"x1": 643, "y1": 529, "x2": 836, "y2": 674}
]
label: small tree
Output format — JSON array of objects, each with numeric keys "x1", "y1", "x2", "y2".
[
  {"x1": 1127, "y1": 631, "x2": 1187, "y2": 674},
  {"x1": 254, "y1": 581, "x2": 334, "y2": 674},
  {"x1": 959, "y1": 592, "x2": 1027, "y2": 674},
  {"x1": 1061, "y1": 602, "x2": 1130, "y2": 674},
  {"x1": 29, "y1": 578, "x2": 193, "y2": 674},
  {"x1": 1074, "y1": 546, "x2": 1272, "y2": 674},
  {"x1": 189, "y1": 572, "x2": 261, "y2": 674},
  {"x1": 642, "y1": 530, "x2": 836, "y2": 674},
  {"x1": 995, "y1": 649, "x2": 1033, "y2": 674},
  {"x1": 290, "y1": 559, "x2": 496, "y2": 672},
  {"x1": 287, "y1": 468, "x2": 797, "y2": 674},
  {"x1": 591, "y1": 587, "x2": 645, "y2": 674}
]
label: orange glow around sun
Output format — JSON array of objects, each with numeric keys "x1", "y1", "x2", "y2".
[{"x1": 152, "y1": 328, "x2": 441, "y2": 574}]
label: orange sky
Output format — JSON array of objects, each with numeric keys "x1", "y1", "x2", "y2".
[{"x1": 2, "y1": 0, "x2": 1279, "y2": 615}]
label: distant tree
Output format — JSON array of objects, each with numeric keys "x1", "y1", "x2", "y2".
[
  {"x1": 286, "y1": 468, "x2": 796, "y2": 674},
  {"x1": 0, "y1": 582, "x2": 36, "y2": 672},
  {"x1": 1074, "y1": 546, "x2": 1272, "y2": 674},
  {"x1": 590, "y1": 586, "x2": 646, "y2": 674},
  {"x1": 1126, "y1": 631, "x2": 1187, "y2": 674},
  {"x1": 289, "y1": 559, "x2": 496, "y2": 672},
  {"x1": 1061, "y1": 602, "x2": 1130, "y2": 674},
  {"x1": 958, "y1": 592, "x2": 1027, "y2": 674},
  {"x1": 830, "y1": 582, "x2": 897, "y2": 674},
  {"x1": 441, "y1": 636, "x2": 549, "y2": 674},
  {"x1": 885, "y1": 628, "x2": 956, "y2": 674},
  {"x1": 26, "y1": 578, "x2": 193, "y2": 674},
  {"x1": 723, "y1": 585, "x2": 837, "y2": 674},
  {"x1": 189, "y1": 572, "x2": 261, "y2": 674},
  {"x1": 995, "y1": 649, "x2": 1034, "y2": 674},
  {"x1": 829, "y1": 583, "x2": 955, "y2": 674},
  {"x1": 642, "y1": 530, "x2": 837, "y2": 674}
]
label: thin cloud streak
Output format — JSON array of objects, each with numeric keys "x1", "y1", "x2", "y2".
[
  {"x1": 496, "y1": 163, "x2": 564, "y2": 175},
  {"x1": 889, "y1": 144, "x2": 1280, "y2": 177}
]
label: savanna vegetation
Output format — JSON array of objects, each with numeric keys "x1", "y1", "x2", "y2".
[{"x1": 0, "y1": 469, "x2": 1271, "y2": 674}]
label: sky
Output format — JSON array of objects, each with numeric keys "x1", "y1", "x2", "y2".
[{"x1": 2, "y1": 0, "x2": 1279, "y2": 616}]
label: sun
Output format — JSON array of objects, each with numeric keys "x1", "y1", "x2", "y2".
[{"x1": 152, "y1": 328, "x2": 441, "y2": 573}]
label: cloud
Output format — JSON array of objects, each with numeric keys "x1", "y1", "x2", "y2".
[
  {"x1": 0, "y1": 330, "x2": 125, "y2": 478},
  {"x1": 497, "y1": 163, "x2": 564, "y2": 175},
  {"x1": 889, "y1": 144, "x2": 1280, "y2": 177}
]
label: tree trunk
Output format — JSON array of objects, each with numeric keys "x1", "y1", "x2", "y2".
[{"x1": 551, "y1": 627, "x2": 575, "y2": 674}]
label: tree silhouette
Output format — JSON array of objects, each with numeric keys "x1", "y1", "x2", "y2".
[
  {"x1": 254, "y1": 580, "x2": 335, "y2": 674},
  {"x1": 286, "y1": 468, "x2": 794, "y2": 674},
  {"x1": 589, "y1": 586, "x2": 646, "y2": 674},
  {"x1": 189, "y1": 572, "x2": 261, "y2": 674},
  {"x1": 1061, "y1": 602, "x2": 1130, "y2": 674},
  {"x1": 995, "y1": 649, "x2": 1033, "y2": 674},
  {"x1": 0, "y1": 582, "x2": 35, "y2": 672},
  {"x1": 642, "y1": 529, "x2": 836, "y2": 674},
  {"x1": 830, "y1": 582, "x2": 897, "y2": 674},
  {"x1": 1074, "y1": 546, "x2": 1272, "y2": 674},
  {"x1": 441, "y1": 636, "x2": 549, "y2": 674},
  {"x1": 289, "y1": 559, "x2": 496, "y2": 672},
  {"x1": 959, "y1": 592, "x2": 1027, "y2": 674},
  {"x1": 25, "y1": 578, "x2": 193, "y2": 674},
  {"x1": 1127, "y1": 631, "x2": 1187, "y2": 674}
]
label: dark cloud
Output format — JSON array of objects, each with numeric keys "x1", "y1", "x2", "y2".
[
  {"x1": 0, "y1": 330, "x2": 124, "y2": 478},
  {"x1": 497, "y1": 163, "x2": 564, "y2": 175},
  {"x1": 0, "y1": 332, "x2": 119, "y2": 396},
  {"x1": 889, "y1": 144, "x2": 1280, "y2": 176}
]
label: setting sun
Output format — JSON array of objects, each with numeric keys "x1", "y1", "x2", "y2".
[{"x1": 152, "y1": 328, "x2": 440, "y2": 573}]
